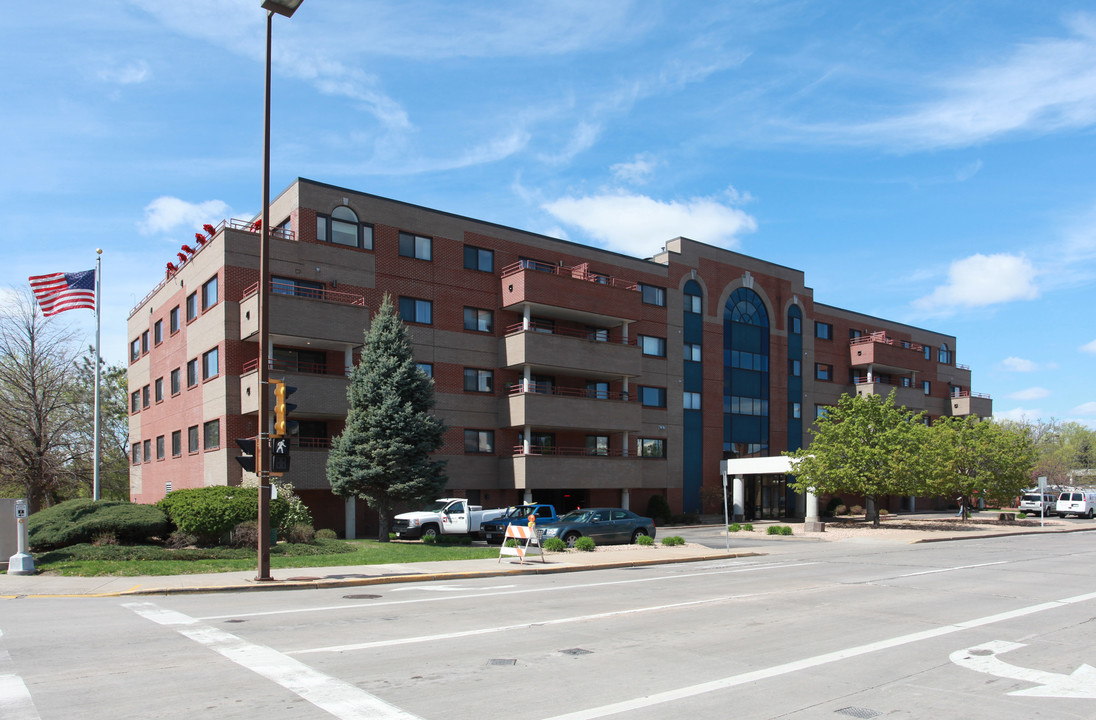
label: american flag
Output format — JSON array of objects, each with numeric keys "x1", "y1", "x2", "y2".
[{"x1": 28, "y1": 269, "x2": 97, "y2": 316}]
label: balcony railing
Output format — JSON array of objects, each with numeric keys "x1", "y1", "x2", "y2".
[
  {"x1": 241, "y1": 358, "x2": 352, "y2": 377},
  {"x1": 295, "y1": 437, "x2": 332, "y2": 449},
  {"x1": 951, "y1": 389, "x2": 991, "y2": 399},
  {"x1": 504, "y1": 322, "x2": 634, "y2": 345},
  {"x1": 510, "y1": 445, "x2": 630, "y2": 457},
  {"x1": 850, "y1": 331, "x2": 924, "y2": 353},
  {"x1": 241, "y1": 280, "x2": 365, "y2": 306},
  {"x1": 507, "y1": 382, "x2": 633, "y2": 402},
  {"x1": 500, "y1": 260, "x2": 639, "y2": 291}
]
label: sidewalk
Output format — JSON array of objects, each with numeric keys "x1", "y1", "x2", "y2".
[{"x1": 3, "y1": 517, "x2": 1090, "y2": 599}]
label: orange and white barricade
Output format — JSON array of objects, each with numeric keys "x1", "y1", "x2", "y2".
[{"x1": 497, "y1": 518, "x2": 544, "y2": 564}]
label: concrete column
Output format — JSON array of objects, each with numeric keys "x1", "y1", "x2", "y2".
[
  {"x1": 523, "y1": 425, "x2": 531, "y2": 455},
  {"x1": 733, "y1": 475, "x2": 745, "y2": 522},
  {"x1": 622, "y1": 431, "x2": 630, "y2": 458},
  {"x1": 523, "y1": 306, "x2": 531, "y2": 331},
  {"x1": 803, "y1": 489, "x2": 824, "y2": 532},
  {"x1": 344, "y1": 497, "x2": 356, "y2": 540},
  {"x1": 621, "y1": 488, "x2": 630, "y2": 510},
  {"x1": 523, "y1": 366, "x2": 531, "y2": 393},
  {"x1": 523, "y1": 489, "x2": 533, "y2": 504},
  {"x1": 909, "y1": 495, "x2": 916, "y2": 513},
  {"x1": 344, "y1": 346, "x2": 353, "y2": 373}
]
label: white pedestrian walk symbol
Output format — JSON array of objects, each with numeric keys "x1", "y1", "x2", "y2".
[{"x1": 273, "y1": 439, "x2": 288, "y2": 455}]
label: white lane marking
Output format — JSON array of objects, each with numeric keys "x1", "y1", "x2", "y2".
[
  {"x1": 125, "y1": 602, "x2": 422, "y2": 720},
  {"x1": 540, "y1": 590, "x2": 1096, "y2": 720},
  {"x1": 892, "y1": 561, "x2": 1008, "y2": 578},
  {"x1": 950, "y1": 640, "x2": 1096, "y2": 698},
  {"x1": 0, "y1": 629, "x2": 41, "y2": 720},
  {"x1": 198, "y1": 561, "x2": 818, "y2": 620},
  {"x1": 293, "y1": 591, "x2": 767, "y2": 655}
]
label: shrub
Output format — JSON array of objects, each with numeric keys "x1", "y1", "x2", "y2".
[
  {"x1": 315, "y1": 528, "x2": 337, "y2": 540},
  {"x1": 574, "y1": 536, "x2": 596, "y2": 552},
  {"x1": 543, "y1": 537, "x2": 567, "y2": 552},
  {"x1": 849, "y1": 505, "x2": 864, "y2": 516},
  {"x1": 1017, "y1": 512, "x2": 1027, "y2": 519},
  {"x1": 635, "y1": 534, "x2": 654, "y2": 546},
  {"x1": 879, "y1": 509, "x2": 889, "y2": 517},
  {"x1": 239, "y1": 476, "x2": 312, "y2": 538},
  {"x1": 661, "y1": 535, "x2": 685, "y2": 546},
  {"x1": 645, "y1": 494, "x2": 672, "y2": 525},
  {"x1": 834, "y1": 504, "x2": 848, "y2": 516},
  {"x1": 728, "y1": 523, "x2": 741, "y2": 532},
  {"x1": 229, "y1": 521, "x2": 261, "y2": 548},
  {"x1": 825, "y1": 497, "x2": 845, "y2": 515},
  {"x1": 91, "y1": 531, "x2": 118, "y2": 547},
  {"x1": 421, "y1": 534, "x2": 437, "y2": 545},
  {"x1": 157, "y1": 487, "x2": 289, "y2": 546},
  {"x1": 286, "y1": 524, "x2": 315, "y2": 544},
  {"x1": 780, "y1": 525, "x2": 793, "y2": 536},
  {"x1": 743, "y1": 523, "x2": 754, "y2": 532},
  {"x1": 504, "y1": 538, "x2": 519, "y2": 548},
  {"x1": 27, "y1": 499, "x2": 171, "y2": 551},
  {"x1": 767, "y1": 525, "x2": 795, "y2": 535}
]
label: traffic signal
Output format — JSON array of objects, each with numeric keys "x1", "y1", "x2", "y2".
[
  {"x1": 235, "y1": 438, "x2": 256, "y2": 473},
  {"x1": 272, "y1": 379, "x2": 297, "y2": 437}
]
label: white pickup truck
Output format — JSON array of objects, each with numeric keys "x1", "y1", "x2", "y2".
[{"x1": 393, "y1": 498, "x2": 506, "y2": 540}]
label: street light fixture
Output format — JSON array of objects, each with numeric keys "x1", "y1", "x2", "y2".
[{"x1": 256, "y1": 0, "x2": 302, "y2": 581}]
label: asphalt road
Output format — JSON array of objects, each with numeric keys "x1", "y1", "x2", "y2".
[{"x1": 4, "y1": 532, "x2": 1096, "y2": 719}]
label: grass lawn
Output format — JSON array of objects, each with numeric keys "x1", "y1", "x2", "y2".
[{"x1": 31, "y1": 539, "x2": 499, "y2": 577}]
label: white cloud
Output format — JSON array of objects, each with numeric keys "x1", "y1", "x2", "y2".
[
  {"x1": 541, "y1": 191, "x2": 758, "y2": 257},
  {"x1": 1082, "y1": 339, "x2": 1096, "y2": 354},
  {"x1": 611, "y1": 154, "x2": 658, "y2": 184},
  {"x1": 96, "y1": 59, "x2": 150, "y2": 85},
  {"x1": 955, "y1": 160, "x2": 983, "y2": 182},
  {"x1": 139, "y1": 197, "x2": 233, "y2": 236},
  {"x1": 1072, "y1": 401, "x2": 1096, "y2": 416},
  {"x1": 912, "y1": 253, "x2": 1039, "y2": 315},
  {"x1": 1009, "y1": 387, "x2": 1051, "y2": 400},
  {"x1": 1000, "y1": 356, "x2": 1039, "y2": 372},
  {"x1": 994, "y1": 406, "x2": 1043, "y2": 423}
]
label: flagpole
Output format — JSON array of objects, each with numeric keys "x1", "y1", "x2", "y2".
[{"x1": 93, "y1": 249, "x2": 102, "y2": 501}]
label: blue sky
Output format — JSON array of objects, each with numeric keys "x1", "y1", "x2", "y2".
[{"x1": 2, "y1": 1, "x2": 1094, "y2": 428}]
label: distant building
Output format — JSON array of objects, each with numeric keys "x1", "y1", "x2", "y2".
[{"x1": 127, "y1": 178, "x2": 992, "y2": 535}]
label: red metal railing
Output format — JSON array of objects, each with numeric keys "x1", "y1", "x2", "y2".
[
  {"x1": 503, "y1": 322, "x2": 635, "y2": 345},
  {"x1": 849, "y1": 331, "x2": 924, "y2": 353},
  {"x1": 510, "y1": 445, "x2": 630, "y2": 457},
  {"x1": 952, "y1": 389, "x2": 991, "y2": 399},
  {"x1": 500, "y1": 260, "x2": 639, "y2": 291},
  {"x1": 241, "y1": 280, "x2": 365, "y2": 306},
  {"x1": 295, "y1": 437, "x2": 332, "y2": 449},
  {"x1": 241, "y1": 358, "x2": 352, "y2": 377},
  {"x1": 506, "y1": 382, "x2": 633, "y2": 402}
]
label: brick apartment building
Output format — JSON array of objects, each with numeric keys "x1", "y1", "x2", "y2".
[{"x1": 126, "y1": 178, "x2": 992, "y2": 536}]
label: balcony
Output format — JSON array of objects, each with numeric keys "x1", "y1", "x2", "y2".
[
  {"x1": 949, "y1": 391, "x2": 993, "y2": 418},
  {"x1": 239, "y1": 280, "x2": 367, "y2": 343},
  {"x1": 849, "y1": 332, "x2": 932, "y2": 374},
  {"x1": 502, "y1": 384, "x2": 642, "y2": 432},
  {"x1": 500, "y1": 323, "x2": 641, "y2": 378},
  {"x1": 502, "y1": 450, "x2": 647, "y2": 490},
  {"x1": 500, "y1": 260, "x2": 642, "y2": 324},
  {"x1": 853, "y1": 381, "x2": 932, "y2": 411},
  {"x1": 239, "y1": 358, "x2": 350, "y2": 417}
]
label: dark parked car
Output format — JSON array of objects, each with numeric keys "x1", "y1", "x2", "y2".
[{"x1": 538, "y1": 508, "x2": 656, "y2": 547}]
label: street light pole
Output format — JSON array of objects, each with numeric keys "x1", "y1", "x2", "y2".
[{"x1": 256, "y1": 0, "x2": 302, "y2": 582}]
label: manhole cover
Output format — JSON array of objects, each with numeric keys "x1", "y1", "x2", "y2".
[
  {"x1": 488, "y1": 659, "x2": 516, "y2": 666},
  {"x1": 835, "y1": 708, "x2": 880, "y2": 719},
  {"x1": 224, "y1": 619, "x2": 246, "y2": 624},
  {"x1": 343, "y1": 594, "x2": 382, "y2": 599},
  {"x1": 286, "y1": 576, "x2": 323, "y2": 582},
  {"x1": 560, "y1": 648, "x2": 592, "y2": 656}
]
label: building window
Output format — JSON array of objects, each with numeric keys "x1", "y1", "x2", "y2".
[
  {"x1": 141, "y1": 331, "x2": 149, "y2": 354},
  {"x1": 684, "y1": 391, "x2": 701, "y2": 410},
  {"x1": 187, "y1": 425, "x2": 199, "y2": 453},
  {"x1": 142, "y1": 439, "x2": 151, "y2": 463},
  {"x1": 464, "y1": 429, "x2": 494, "y2": 454},
  {"x1": 849, "y1": 329, "x2": 862, "y2": 339},
  {"x1": 816, "y1": 405, "x2": 831, "y2": 419},
  {"x1": 639, "y1": 438, "x2": 666, "y2": 458},
  {"x1": 523, "y1": 432, "x2": 556, "y2": 453},
  {"x1": 203, "y1": 420, "x2": 220, "y2": 450},
  {"x1": 398, "y1": 297, "x2": 432, "y2": 324},
  {"x1": 416, "y1": 363, "x2": 433, "y2": 377},
  {"x1": 169, "y1": 306, "x2": 180, "y2": 334},
  {"x1": 586, "y1": 435, "x2": 609, "y2": 456},
  {"x1": 586, "y1": 326, "x2": 608, "y2": 342},
  {"x1": 726, "y1": 396, "x2": 768, "y2": 416},
  {"x1": 790, "y1": 315, "x2": 802, "y2": 334},
  {"x1": 142, "y1": 385, "x2": 150, "y2": 408},
  {"x1": 639, "y1": 335, "x2": 666, "y2": 357},
  {"x1": 271, "y1": 276, "x2": 324, "y2": 299},
  {"x1": 156, "y1": 435, "x2": 165, "y2": 460},
  {"x1": 154, "y1": 320, "x2": 163, "y2": 345},
  {"x1": 131, "y1": 443, "x2": 141, "y2": 465},
  {"x1": 924, "y1": 345, "x2": 932, "y2": 360},
  {"x1": 170, "y1": 368, "x2": 181, "y2": 395},
  {"x1": 684, "y1": 288, "x2": 702, "y2": 314},
  {"x1": 938, "y1": 344, "x2": 951, "y2": 364},
  {"x1": 815, "y1": 322, "x2": 833, "y2": 340},
  {"x1": 463, "y1": 307, "x2": 494, "y2": 333},
  {"x1": 186, "y1": 358, "x2": 198, "y2": 387},
  {"x1": 171, "y1": 430, "x2": 182, "y2": 457},
  {"x1": 585, "y1": 381, "x2": 609, "y2": 399},
  {"x1": 154, "y1": 378, "x2": 163, "y2": 403},
  {"x1": 130, "y1": 391, "x2": 140, "y2": 413},
  {"x1": 923, "y1": 381, "x2": 931, "y2": 395},
  {"x1": 684, "y1": 343, "x2": 702, "y2": 362},
  {"x1": 398, "y1": 232, "x2": 432, "y2": 260},
  {"x1": 639, "y1": 284, "x2": 666, "y2": 307},
  {"x1": 463, "y1": 368, "x2": 494, "y2": 393},
  {"x1": 318, "y1": 206, "x2": 373, "y2": 249},
  {"x1": 639, "y1": 386, "x2": 666, "y2": 408},
  {"x1": 463, "y1": 245, "x2": 493, "y2": 272},
  {"x1": 815, "y1": 363, "x2": 833, "y2": 381},
  {"x1": 790, "y1": 402, "x2": 802, "y2": 419},
  {"x1": 186, "y1": 292, "x2": 198, "y2": 321},
  {"x1": 729, "y1": 350, "x2": 768, "y2": 371},
  {"x1": 202, "y1": 348, "x2": 219, "y2": 380},
  {"x1": 202, "y1": 276, "x2": 218, "y2": 310},
  {"x1": 130, "y1": 339, "x2": 140, "y2": 362},
  {"x1": 789, "y1": 359, "x2": 801, "y2": 377}
]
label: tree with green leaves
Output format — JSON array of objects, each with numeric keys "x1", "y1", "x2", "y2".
[
  {"x1": 67, "y1": 349, "x2": 130, "y2": 500},
  {"x1": 927, "y1": 416, "x2": 1036, "y2": 519},
  {"x1": 326, "y1": 294, "x2": 447, "y2": 541},
  {"x1": 787, "y1": 391, "x2": 929, "y2": 527}
]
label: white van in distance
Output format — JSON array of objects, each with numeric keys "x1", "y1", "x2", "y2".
[{"x1": 1056, "y1": 491, "x2": 1096, "y2": 519}]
